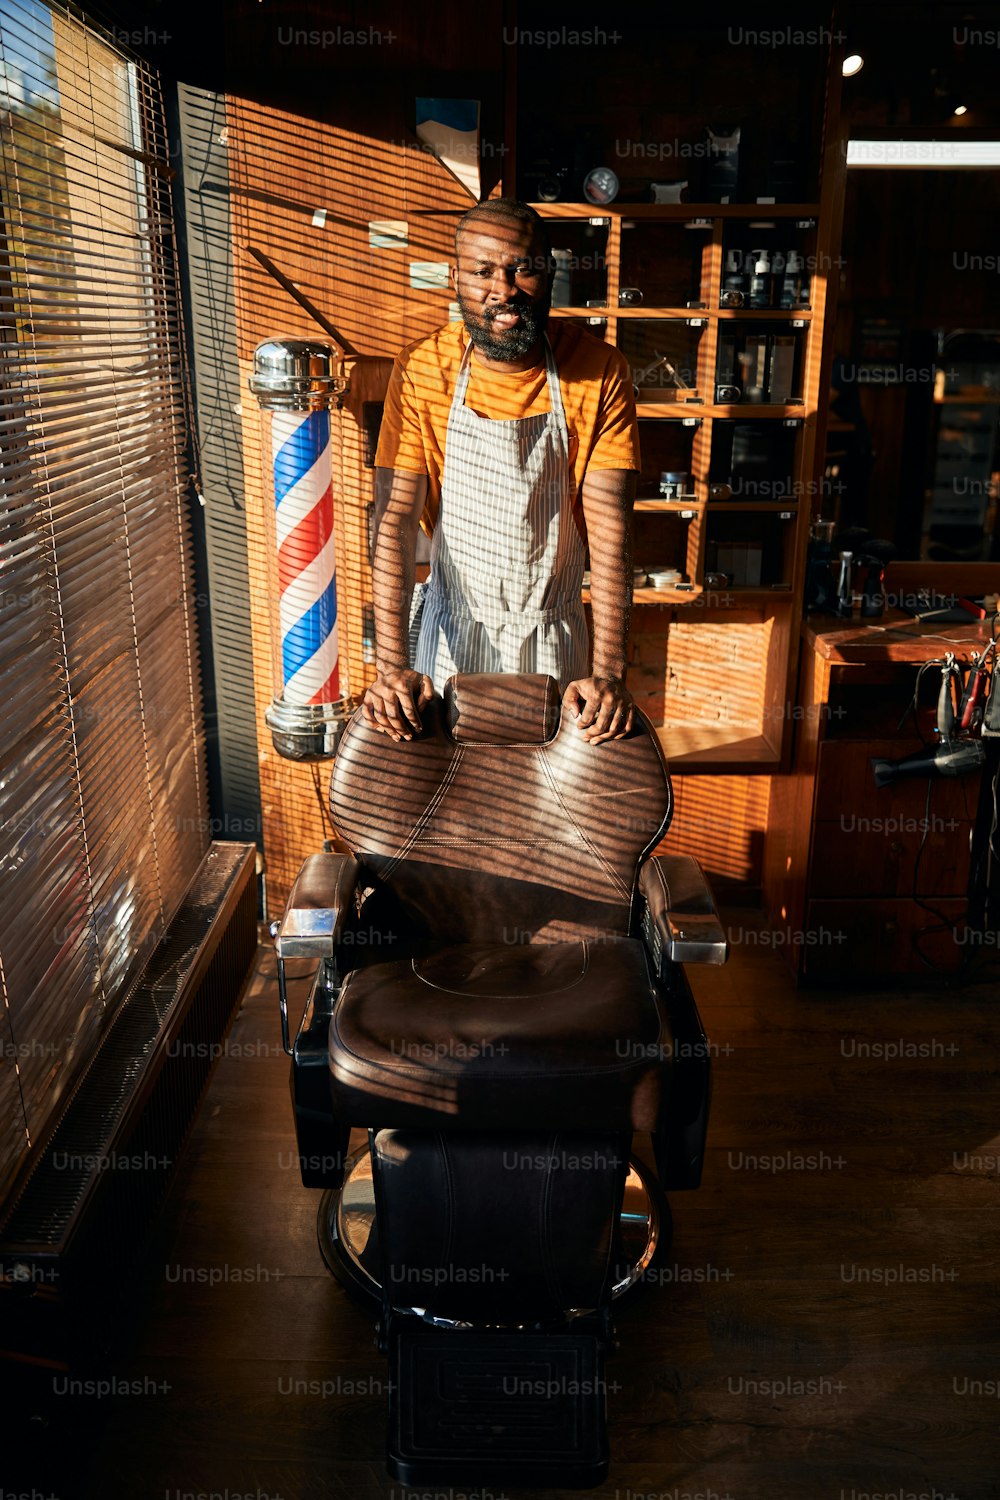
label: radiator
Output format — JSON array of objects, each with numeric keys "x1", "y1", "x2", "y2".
[{"x1": 0, "y1": 841, "x2": 258, "y2": 1370}]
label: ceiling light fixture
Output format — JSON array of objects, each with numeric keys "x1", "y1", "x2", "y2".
[{"x1": 848, "y1": 139, "x2": 1000, "y2": 167}]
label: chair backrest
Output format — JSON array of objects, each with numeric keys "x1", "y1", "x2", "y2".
[{"x1": 330, "y1": 674, "x2": 672, "y2": 945}]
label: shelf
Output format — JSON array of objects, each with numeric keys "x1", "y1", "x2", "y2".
[
  {"x1": 635, "y1": 402, "x2": 806, "y2": 420},
  {"x1": 552, "y1": 306, "x2": 812, "y2": 320},
  {"x1": 634, "y1": 498, "x2": 702, "y2": 512},
  {"x1": 714, "y1": 308, "x2": 812, "y2": 320},
  {"x1": 632, "y1": 585, "x2": 701, "y2": 603},
  {"x1": 654, "y1": 723, "x2": 782, "y2": 772},
  {"x1": 548, "y1": 304, "x2": 815, "y2": 316},
  {"x1": 699, "y1": 404, "x2": 806, "y2": 419},
  {"x1": 621, "y1": 307, "x2": 812, "y2": 320},
  {"x1": 533, "y1": 203, "x2": 821, "y2": 219},
  {"x1": 719, "y1": 587, "x2": 795, "y2": 600},
  {"x1": 708, "y1": 501, "x2": 799, "y2": 512},
  {"x1": 549, "y1": 308, "x2": 611, "y2": 318},
  {"x1": 629, "y1": 587, "x2": 796, "y2": 605},
  {"x1": 584, "y1": 585, "x2": 701, "y2": 605},
  {"x1": 635, "y1": 403, "x2": 705, "y2": 420},
  {"x1": 584, "y1": 585, "x2": 796, "y2": 606},
  {"x1": 934, "y1": 393, "x2": 1000, "y2": 405}
]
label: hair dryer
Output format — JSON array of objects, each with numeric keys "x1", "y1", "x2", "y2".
[
  {"x1": 871, "y1": 738, "x2": 985, "y2": 787},
  {"x1": 872, "y1": 652, "x2": 986, "y2": 787}
]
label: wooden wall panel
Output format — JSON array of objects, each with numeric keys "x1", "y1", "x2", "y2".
[
  {"x1": 226, "y1": 97, "x2": 478, "y2": 361},
  {"x1": 662, "y1": 774, "x2": 771, "y2": 891},
  {"x1": 224, "y1": 73, "x2": 508, "y2": 909}
]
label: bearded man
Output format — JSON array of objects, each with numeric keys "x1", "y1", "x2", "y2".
[{"x1": 364, "y1": 197, "x2": 639, "y2": 744}]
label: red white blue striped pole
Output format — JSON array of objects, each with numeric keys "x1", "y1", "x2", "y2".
[
  {"x1": 272, "y1": 409, "x2": 339, "y2": 706},
  {"x1": 250, "y1": 339, "x2": 350, "y2": 760}
]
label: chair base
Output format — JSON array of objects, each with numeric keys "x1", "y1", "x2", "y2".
[
  {"x1": 389, "y1": 1323, "x2": 609, "y2": 1488},
  {"x1": 317, "y1": 1145, "x2": 670, "y2": 1312}
]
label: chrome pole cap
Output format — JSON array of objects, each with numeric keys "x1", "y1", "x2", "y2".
[{"x1": 249, "y1": 337, "x2": 349, "y2": 411}]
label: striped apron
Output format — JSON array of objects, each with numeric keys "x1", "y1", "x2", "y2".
[{"x1": 414, "y1": 335, "x2": 589, "y2": 690}]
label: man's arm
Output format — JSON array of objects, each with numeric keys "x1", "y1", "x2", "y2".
[
  {"x1": 361, "y1": 467, "x2": 434, "y2": 740},
  {"x1": 566, "y1": 467, "x2": 636, "y2": 743}
]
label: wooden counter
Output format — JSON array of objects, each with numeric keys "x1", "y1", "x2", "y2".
[
  {"x1": 804, "y1": 611, "x2": 993, "y2": 664},
  {"x1": 762, "y1": 613, "x2": 991, "y2": 982}
]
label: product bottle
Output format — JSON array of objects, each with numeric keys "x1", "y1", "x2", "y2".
[
  {"x1": 835, "y1": 550, "x2": 854, "y2": 618},
  {"x1": 860, "y1": 560, "x2": 885, "y2": 618},
  {"x1": 720, "y1": 248, "x2": 748, "y2": 307},
  {"x1": 804, "y1": 519, "x2": 837, "y2": 613},
  {"x1": 551, "y1": 248, "x2": 573, "y2": 308},
  {"x1": 749, "y1": 249, "x2": 771, "y2": 309},
  {"x1": 706, "y1": 124, "x2": 740, "y2": 201},
  {"x1": 780, "y1": 250, "x2": 808, "y2": 308}
]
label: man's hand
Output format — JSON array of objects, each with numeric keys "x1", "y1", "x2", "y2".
[
  {"x1": 563, "y1": 676, "x2": 634, "y2": 744},
  {"x1": 362, "y1": 669, "x2": 435, "y2": 741}
]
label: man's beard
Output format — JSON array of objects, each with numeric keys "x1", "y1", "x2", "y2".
[{"x1": 458, "y1": 291, "x2": 550, "y2": 362}]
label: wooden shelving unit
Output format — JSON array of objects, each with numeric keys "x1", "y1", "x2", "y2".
[
  {"x1": 536, "y1": 204, "x2": 837, "y2": 771},
  {"x1": 518, "y1": 48, "x2": 846, "y2": 778}
]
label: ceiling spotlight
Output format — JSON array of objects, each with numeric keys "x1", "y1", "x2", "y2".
[
  {"x1": 953, "y1": 104, "x2": 968, "y2": 116},
  {"x1": 842, "y1": 53, "x2": 864, "y2": 77}
]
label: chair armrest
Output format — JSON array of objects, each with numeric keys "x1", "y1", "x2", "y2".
[
  {"x1": 274, "y1": 852, "x2": 362, "y2": 960},
  {"x1": 639, "y1": 855, "x2": 728, "y2": 968}
]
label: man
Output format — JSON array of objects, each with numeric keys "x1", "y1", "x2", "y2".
[{"x1": 363, "y1": 197, "x2": 639, "y2": 743}]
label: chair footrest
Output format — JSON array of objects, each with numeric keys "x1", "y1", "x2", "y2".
[{"x1": 389, "y1": 1324, "x2": 609, "y2": 1488}]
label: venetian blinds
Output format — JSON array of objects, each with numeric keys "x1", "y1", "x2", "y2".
[{"x1": 0, "y1": 0, "x2": 208, "y2": 1198}]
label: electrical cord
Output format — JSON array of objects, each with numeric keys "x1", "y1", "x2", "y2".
[
  {"x1": 909, "y1": 776, "x2": 970, "y2": 971},
  {"x1": 906, "y1": 613, "x2": 1000, "y2": 970},
  {"x1": 956, "y1": 758, "x2": 1000, "y2": 977},
  {"x1": 311, "y1": 760, "x2": 338, "y2": 846},
  {"x1": 896, "y1": 658, "x2": 944, "y2": 744},
  {"x1": 894, "y1": 654, "x2": 980, "y2": 970},
  {"x1": 983, "y1": 753, "x2": 1000, "y2": 936},
  {"x1": 909, "y1": 735, "x2": 1000, "y2": 978}
]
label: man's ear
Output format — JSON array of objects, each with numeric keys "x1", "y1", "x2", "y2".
[{"x1": 450, "y1": 263, "x2": 459, "y2": 294}]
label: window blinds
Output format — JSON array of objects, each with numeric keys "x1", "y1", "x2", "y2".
[{"x1": 0, "y1": 0, "x2": 207, "y2": 1199}]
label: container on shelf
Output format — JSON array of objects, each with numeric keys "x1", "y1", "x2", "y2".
[
  {"x1": 646, "y1": 567, "x2": 683, "y2": 589},
  {"x1": 658, "y1": 471, "x2": 690, "y2": 499}
]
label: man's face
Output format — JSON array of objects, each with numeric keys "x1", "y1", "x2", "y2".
[{"x1": 452, "y1": 217, "x2": 552, "y2": 362}]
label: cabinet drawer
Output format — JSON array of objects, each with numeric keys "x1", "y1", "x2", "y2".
[
  {"x1": 811, "y1": 817, "x2": 973, "y2": 898},
  {"x1": 803, "y1": 898, "x2": 969, "y2": 979},
  {"x1": 815, "y1": 739, "x2": 980, "y2": 826}
]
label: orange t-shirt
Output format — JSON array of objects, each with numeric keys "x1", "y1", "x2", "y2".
[{"x1": 374, "y1": 319, "x2": 641, "y2": 536}]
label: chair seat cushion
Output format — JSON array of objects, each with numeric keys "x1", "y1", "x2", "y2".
[{"x1": 329, "y1": 939, "x2": 670, "y2": 1130}]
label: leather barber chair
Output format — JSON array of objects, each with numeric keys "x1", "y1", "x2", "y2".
[{"x1": 273, "y1": 673, "x2": 727, "y2": 1487}]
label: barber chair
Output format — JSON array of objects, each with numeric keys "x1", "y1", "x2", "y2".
[{"x1": 273, "y1": 673, "x2": 727, "y2": 1487}]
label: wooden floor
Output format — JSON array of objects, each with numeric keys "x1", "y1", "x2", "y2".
[{"x1": 9, "y1": 914, "x2": 1000, "y2": 1499}]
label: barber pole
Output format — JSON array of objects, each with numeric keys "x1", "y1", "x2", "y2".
[
  {"x1": 273, "y1": 408, "x2": 339, "y2": 705},
  {"x1": 250, "y1": 338, "x2": 351, "y2": 759}
]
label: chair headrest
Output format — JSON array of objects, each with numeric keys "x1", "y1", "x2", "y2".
[{"x1": 444, "y1": 673, "x2": 561, "y2": 745}]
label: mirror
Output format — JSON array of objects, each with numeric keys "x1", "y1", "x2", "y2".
[{"x1": 828, "y1": 164, "x2": 1000, "y2": 561}]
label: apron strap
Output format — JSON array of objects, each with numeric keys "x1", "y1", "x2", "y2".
[{"x1": 452, "y1": 333, "x2": 568, "y2": 458}]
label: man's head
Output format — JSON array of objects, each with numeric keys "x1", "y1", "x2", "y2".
[{"x1": 452, "y1": 199, "x2": 553, "y2": 364}]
